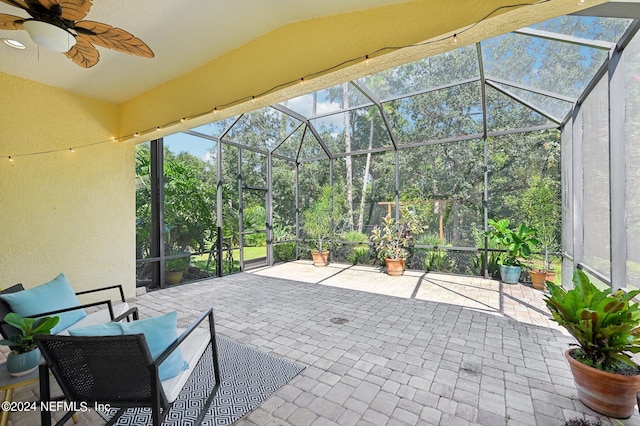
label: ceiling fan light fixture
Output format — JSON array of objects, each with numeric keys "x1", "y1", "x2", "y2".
[
  {"x1": 23, "y1": 20, "x2": 76, "y2": 53},
  {"x1": 2, "y1": 38, "x2": 26, "y2": 49}
]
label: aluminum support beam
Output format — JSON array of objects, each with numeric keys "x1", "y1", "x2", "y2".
[
  {"x1": 484, "y1": 76, "x2": 575, "y2": 103},
  {"x1": 608, "y1": 47, "x2": 627, "y2": 290},
  {"x1": 485, "y1": 80, "x2": 562, "y2": 125},
  {"x1": 151, "y1": 139, "x2": 166, "y2": 288},
  {"x1": 295, "y1": 163, "x2": 300, "y2": 259},
  {"x1": 238, "y1": 148, "x2": 245, "y2": 271},
  {"x1": 266, "y1": 152, "x2": 274, "y2": 266},
  {"x1": 394, "y1": 150, "x2": 400, "y2": 222},
  {"x1": 514, "y1": 27, "x2": 615, "y2": 50},
  {"x1": 216, "y1": 138, "x2": 223, "y2": 277},
  {"x1": 560, "y1": 123, "x2": 573, "y2": 288},
  {"x1": 329, "y1": 158, "x2": 334, "y2": 263},
  {"x1": 571, "y1": 106, "x2": 584, "y2": 283},
  {"x1": 477, "y1": 42, "x2": 490, "y2": 279}
]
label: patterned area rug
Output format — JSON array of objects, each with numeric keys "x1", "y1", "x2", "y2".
[{"x1": 98, "y1": 335, "x2": 305, "y2": 425}]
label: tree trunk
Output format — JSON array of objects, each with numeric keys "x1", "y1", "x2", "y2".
[
  {"x1": 357, "y1": 120, "x2": 373, "y2": 233},
  {"x1": 451, "y1": 199, "x2": 460, "y2": 244}
]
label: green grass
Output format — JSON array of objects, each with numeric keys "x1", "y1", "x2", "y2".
[{"x1": 190, "y1": 246, "x2": 266, "y2": 273}]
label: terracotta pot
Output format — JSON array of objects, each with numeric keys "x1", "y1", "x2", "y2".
[
  {"x1": 311, "y1": 250, "x2": 329, "y2": 267},
  {"x1": 565, "y1": 349, "x2": 640, "y2": 418},
  {"x1": 530, "y1": 270, "x2": 547, "y2": 290},
  {"x1": 385, "y1": 258, "x2": 405, "y2": 276}
]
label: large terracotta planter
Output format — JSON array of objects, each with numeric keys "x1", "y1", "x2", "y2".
[
  {"x1": 565, "y1": 349, "x2": 640, "y2": 418},
  {"x1": 530, "y1": 270, "x2": 547, "y2": 290},
  {"x1": 311, "y1": 250, "x2": 329, "y2": 267},
  {"x1": 385, "y1": 258, "x2": 405, "y2": 276}
]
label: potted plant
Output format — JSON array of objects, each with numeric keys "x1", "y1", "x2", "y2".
[
  {"x1": 485, "y1": 218, "x2": 538, "y2": 284},
  {"x1": 524, "y1": 176, "x2": 561, "y2": 290},
  {"x1": 165, "y1": 249, "x2": 191, "y2": 284},
  {"x1": 528, "y1": 219, "x2": 558, "y2": 289},
  {"x1": 545, "y1": 270, "x2": 640, "y2": 418},
  {"x1": 0, "y1": 313, "x2": 59, "y2": 377},
  {"x1": 370, "y1": 205, "x2": 423, "y2": 276},
  {"x1": 302, "y1": 186, "x2": 334, "y2": 267}
]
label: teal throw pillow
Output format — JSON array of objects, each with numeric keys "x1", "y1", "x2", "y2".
[
  {"x1": 68, "y1": 322, "x2": 122, "y2": 336},
  {"x1": 118, "y1": 311, "x2": 188, "y2": 380},
  {"x1": 0, "y1": 273, "x2": 86, "y2": 334}
]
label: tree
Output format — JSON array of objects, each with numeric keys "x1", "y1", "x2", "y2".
[{"x1": 163, "y1": 152, "x2": 216, "y2": 252}]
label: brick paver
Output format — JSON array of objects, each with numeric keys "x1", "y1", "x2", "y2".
[{"x1": 4, "y1": 261, "x2": 640, "y2": 425}]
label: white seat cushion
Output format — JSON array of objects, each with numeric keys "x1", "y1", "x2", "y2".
[
  {"x1": 161, "y1": 327, "x2": 211, "y2": 402},
  {"x1": 57, "y1": 302, "x2": 129, "y2": 336}
]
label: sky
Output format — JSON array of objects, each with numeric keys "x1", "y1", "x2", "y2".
[{"x1": 165, "y1": 132, "x2": 216, "y2": 161}]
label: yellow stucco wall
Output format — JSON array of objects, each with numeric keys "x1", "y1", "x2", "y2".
[{"x1": 0, "y1": 72, "x2": 134, "y2": 298}]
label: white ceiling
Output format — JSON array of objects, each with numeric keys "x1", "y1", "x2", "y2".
[{"x1": 0, "y1": 0, "x2": 409, "y2": 104}]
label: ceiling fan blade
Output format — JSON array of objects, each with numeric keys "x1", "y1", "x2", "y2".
[
  {"x1": 75, "y1": 20, "x2": 153, "y2": 58},
  {"x1": 64, "y1": 34, "x2": 99, "y2": 68},
  {"x1": 0, "y1": 13, "x2": 24, "y2": 29},
  {"x1": 39, "y1": 0, "x2": 91, "y2": 21}
]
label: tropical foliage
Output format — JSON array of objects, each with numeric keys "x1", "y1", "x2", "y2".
[
  {"x1": 370, "y1": 206, "x2": 424, "y2": 260},
  {"x1": 545, "y1": 270, "x2": 640, "y2": 373},
  {"x1": 485, "y1": 218, "x2": 539, "y2": 267},
  {"x1": 0, "y1": 313, "x2": 59, "y2": 354},
  {"x1": 302, "y1": 185, "x2": 334, "y2": 252}
]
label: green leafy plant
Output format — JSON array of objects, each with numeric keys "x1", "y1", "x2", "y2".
[
  {"x1": 545, "y1": 269, "x2": 640, "y2": 373},
  {"x1": 425, "y1": 249, "x2": 455, "y2": 272},
  {"x1": 472, "y1": 251, "x2": 502, "y2": 279},
  {"x1": 302, "y1": 186, "x2": 334, "y2": 252},
  {"x1": 370, "y1": 206, "x2": 424, "y2": 260},
  {"x1": 0, "y1": 313, "x2": 60, "y2": 354},
  {"x1": 343, "y1": 231, "x2": 370, "y2": 265},
  {"x1": 166, "y1": 249, "x2": 191, "y2": 272},
  {"x1": 163, "y1": 157, "x2": 217, "y2": 252},
  {"x1": 485, "y1": 218, "x2": 538, "y2": 266},
  {"x1": 274, "y1": 242, "x2": 296, "y2": 262},
  {"x1": 522, "y1": 175, "x2": 561, "y2": 272}
]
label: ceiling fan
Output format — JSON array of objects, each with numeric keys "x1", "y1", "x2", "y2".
[{"x1": 0, "y1": 0, "x2": 154, "y2": 68}]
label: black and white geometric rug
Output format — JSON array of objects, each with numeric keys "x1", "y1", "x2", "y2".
[{"x1": 98, "y1": 335, "x2": 305, "y2": 425}]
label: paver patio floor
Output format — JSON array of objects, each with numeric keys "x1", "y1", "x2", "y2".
[{"x1": 6, "y1": 261, "x2": 640, "y2": 425}]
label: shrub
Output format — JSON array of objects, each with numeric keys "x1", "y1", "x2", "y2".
[
  {"x1": 274, "y1": 242, "x2": 296, "y2": 262},
  {"x1": 545, "y1": 269, "x2": 640, "y2": 373},
  {"x1": 424, "y1": 249, "x2": 455, "y2": 272},
  {"x1": 342, "y1": 231, "x2": 371, "y2": 265}
]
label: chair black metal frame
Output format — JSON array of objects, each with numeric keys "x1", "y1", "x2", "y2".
[
  {"x1": 35, "y1": 308, "x2": 220, "y2": 426},
  {"x1": 0, "y1": 284, "x2": 129, "y2": 339}
]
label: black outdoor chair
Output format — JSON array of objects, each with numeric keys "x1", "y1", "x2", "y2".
[
  {"x1": 35, "y1": 308, "x2": 220, "y2": 426},
  {"x1": 0, "y1": 283, "x2": 133, "y2": 339}
]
